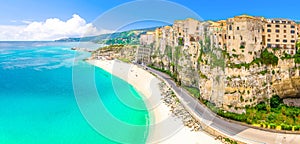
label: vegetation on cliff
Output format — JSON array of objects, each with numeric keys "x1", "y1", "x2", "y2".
[
  {"x1": 92, "y1": 44, "x2": 137, "y2": 63},
  {"x1": 92, "y1": 44, "x2": 125, "y2": 55},
  {"x1": 228, "y1": 49, "x2": 279, "y2": 69},
  {"x1": 294, "y1": 50, "x2": 300, "y2": 64},
  {"x1": 204, "y1": 95, "x2": 300, "y2": 131},
  {"x1": 260, "y1": 49, "x2": 279, "y2": 66},
  {"x1": 144, "y1": 27, "x2": 300, "y2": 132}
]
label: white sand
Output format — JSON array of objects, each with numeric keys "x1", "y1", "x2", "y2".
[{"x1": 87, "y1": 59, "x2": 221, "y2": 144}]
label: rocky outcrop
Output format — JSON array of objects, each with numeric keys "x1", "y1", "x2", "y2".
[
  {"x1": 148, "y1": 35, "x2": 300, "y2": 113},
  {"x1": 273, "y1": 77, "x2": 300, "y2": 98},
  {"x1": 91, "y1": 45, "x2": 137, "y2": 62}
]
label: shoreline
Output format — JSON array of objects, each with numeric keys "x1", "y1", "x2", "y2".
[{"x1": 87, "y1": 59, "x2": 220, "y2": 144}]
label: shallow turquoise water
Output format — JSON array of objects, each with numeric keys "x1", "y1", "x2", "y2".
[{"x1": 0, "y1": 42, "x2": 149, "y2": 144}]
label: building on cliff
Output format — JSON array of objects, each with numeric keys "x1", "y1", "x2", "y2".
[
  {"x1": 208, "y1": 20, "x2": 227, "y2": 49},
  {"x1": 140, "y1": 31, "x2": 155, "y2": 46},
  {"x1": 139, "y1": 15, "x2": 300, "y2": 112},
  {"x1": 173, "y1": 18, "x2": 202, "y2": 47},
  {"x1": 263, "y1": 18, "x2": 298, "y2": 55},
  {"x1": 226, "y1": 15, "x2": 266, "y2": 63}
]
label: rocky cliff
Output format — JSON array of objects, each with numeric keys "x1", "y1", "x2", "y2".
[
  {"x1": 91, "y1": 45, "x2": 137, "y2": 62},
  {"x1": 148, "y1": 35, "x2": 300, "y2": 113},
  {"x1": 92, "y1": 43, "x2": 300, "y2": 113}
]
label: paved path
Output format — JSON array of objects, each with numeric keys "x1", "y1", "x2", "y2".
[{"x1": 146, "y1": 66, "x2": 300, "y2": 144}]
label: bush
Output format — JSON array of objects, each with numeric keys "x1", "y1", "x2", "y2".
[
  {"x1": 294, "y1": 125, "x2": 300, "y2": 131},
  {"x1": 270, "y1": 123, "x2": 277, "y2": 129},
  {"x1": 259, "y1": 70, "x2": 268, "y2": 75},
  {"x1": 261, "y1": 49, "x2": 278, "y2": 66},
  {"x1": 256, "y1": 102, "x2": 267, "y2": 111},
  {"x1": 270, "y1": 95, "x2": 283, "y2": 108},
  {"x1": 294, "y1": 50, "x2": 300, "y2": 64},
  {"x1": 281, "y1": 52, "x2": 293, "y2": 60},
  {"x1": 281, "y1": 124, "x2": 293, "y2": 131}
]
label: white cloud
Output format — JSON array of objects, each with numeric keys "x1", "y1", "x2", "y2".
[{"x1": 0, "y1": 14, "x2": 110, "y2": 41}]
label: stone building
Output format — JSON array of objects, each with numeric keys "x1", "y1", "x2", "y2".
[
  {"x1": 140, "y1": 31, "x2": 155, "y2": 46},
  {"x1": 136, "y1": 45, "x2": 152, "y2": 64},
  {"x1": 226, "y1": 15, "x2": 266, "y2": 63},
  {"x1": 263, "y1": 18, "x2": 298, "y2": 55},
  {"x1": 173, "y1": 18, "x2": 202, "y2": 47},
  {"x1": 298, "y1": 23, "x2": 300, "y2": 45},
  {"x1": 208, "y1": 20, "x2": 227, "y2": 49},
  {"x1": 159, "y1": 26, "x2": 174, "y2": 52},
  {"x1": 154, "y1": 28, "x2": 163, "y2": 51}
]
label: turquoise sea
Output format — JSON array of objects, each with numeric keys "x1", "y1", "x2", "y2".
[{"x1": 0, "y1": 42, "x2": 149, "y2": 144}]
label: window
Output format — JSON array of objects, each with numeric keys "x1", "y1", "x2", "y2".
[
  {"x1": 284, "y1": 30, "x2": 287, "y2": 33},
  {"x1": 275, "y1": 25, "x2": 280, "y2": 28},
  {"x1": 276, "y1": 29, "x2": 280, "y2": 33},
  {"x1": 240, "y1": 36, "x2": 243, "y2": 40},
  {"x1": 267, "y1": 24, "x2": 271, "y2": 27},
  {"x1": 267, "y1": 44, "x2": 272, "y2": 48},
  {"x1": 237, "y1": 27, "x2": 240, "y2": 30},
  {"x1": 277, "y1": 35, "x2": 279, "y2": 38},
  {"x1": 291, "y1": 25, "x2": 295, "y2": 28},
  {"x1": 291, "y1": 30, "x2": 295, "y2": 34},
  {"x1": 291, "y1": 40, "x2": 295, "y2": 43},
  {"x1": 276, "y1": 39, "x2": 280, "y2": 42},
  {"x1": 268, "y1": 34, "x2": 271, "y2": 37},
  {"x1": 229, "y1": 25, "x2": 232, "y2": 30},
  {"x1": 292, "y1": 35, "x2": 294, "y2": 38},
  {"x1": 276, "y1": 44, "x2": 280, "y2": 48},
  {"x1": 229, "y1": 36, "x2": 231, "y2": 39},
  {"x1": 283, "y1": 40, "x2": 287, "y2": 43},
  {"x1": 284, "y1": 25, "x2": 287, "y2": 28},
  {"x1": 267, "y1": 39, "x2": 271, "y2": 42},
  {"x1": 284, "y1": 35, "x2": 286, "y2": 38},
  {"x1": 267, "y1": 29, "x2": 271, "y2": 32}
]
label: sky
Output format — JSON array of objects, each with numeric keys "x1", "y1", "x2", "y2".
[{"x1": 0, "y1": 0, "x2": 299, "y2": 41}]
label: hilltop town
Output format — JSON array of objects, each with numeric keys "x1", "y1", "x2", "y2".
[
  {"x1": 91, "y1": 15, "x2": 300, "y2": 131},
  {"x1": 136, "y1": 15, "x2": 300, "y2": 113}
]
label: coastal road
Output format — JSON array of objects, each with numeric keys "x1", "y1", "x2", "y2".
[{"x1": 145, "y1": 66, "x2": 300, "y2": 144}]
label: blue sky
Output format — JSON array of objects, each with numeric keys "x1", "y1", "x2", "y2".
[
  {"x1": 0, "y1": 0, "x2": 299, "y2": 40},
  {"x1": 1, "y1": 0, "x2": 299, "y2": 24}
]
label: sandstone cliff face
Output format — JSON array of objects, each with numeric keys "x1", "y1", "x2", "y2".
[
  {"x1": 273, "y1": 77, "x2": 300, "y2": 99},
  {"x1": 93, "y1": 43, "x2": 300, "y2": 113},
  {"x1": 149, "y1": 38, "x2": 300, "y2": 113}
]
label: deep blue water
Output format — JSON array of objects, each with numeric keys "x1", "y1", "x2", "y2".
[{"x1": 0, "y1": 42, "x2": 149, "y2": 144}]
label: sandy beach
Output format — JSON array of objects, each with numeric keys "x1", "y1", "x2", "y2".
[{"x1": 87, "y1": 59, "x2": 221, "y2": 144}]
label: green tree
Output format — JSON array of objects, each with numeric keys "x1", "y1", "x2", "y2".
[
  {"x1": 270, "y1": 95, "x2": 282, "y2": 108},
  {"x1": 294, "y1": 50, "x2": 300, "y2": 64},
  {"x1": 297, "y1": 42, "x2": 300, "y2": 48},
  {"x1": 261, "y1": 49, "x2": 279, "y2": 66},
  {"x1": 256, "y1": 102, "x2": 267, "y2": 111}
]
